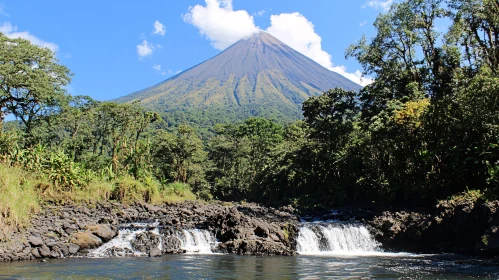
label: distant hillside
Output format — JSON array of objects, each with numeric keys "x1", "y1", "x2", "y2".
[{"x1": 116, "y1": 32, "x2": 362, "y2": 127}]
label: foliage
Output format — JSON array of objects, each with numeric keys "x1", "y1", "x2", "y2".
[
  {"x1": 0, "y1": 164, "x2": 40, "y2": 238},
  {"x1": 2, "y1": 0, "x2": 499, "y2": 216},
  {"x1": 0, "y1": 33, "x2": 71, "y2": 137},
  {"x1": 206, "y1": 118, "x2": 284, "y2": 200}
]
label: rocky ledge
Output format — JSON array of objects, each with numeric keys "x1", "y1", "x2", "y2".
[
  {"x1": 0, "y1": 202, "x2": 299, "y2": 261},
  {"x1": 368, "y1": 198, "x2": 499, "y2": 255}
]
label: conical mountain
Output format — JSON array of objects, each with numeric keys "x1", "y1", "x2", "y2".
[{"x1": 116, "y1": 32, "x2": 362, "y2": 126}]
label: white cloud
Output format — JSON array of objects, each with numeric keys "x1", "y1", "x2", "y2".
[
  {"x1": 183, "y1": 0, "x2": 260, "y2": 50},
  {"x1": 266, "y1": 12, "x2": 372, "y2": 86},
  {"x1": 266, "y1": 13, "x2": 333, "y2": 69},
  {"x1": 153, "y1": 20, "x2": 166, "y2": 36},
  {"x1": 152, "y1": 64, "x2": 162, "y2": 71},
  {"x1": 360, "y1": 20, "x2": 367, "y2": 27},
  {"x1": 0, "y1": 22, "x2": 58, "y2": 52},
  {"x1": 183, "y1": 1, "x2": 372, "y2": 86},
  {"x1": 153, "y1": 64, "x2": 180, "y2": 76},
  {"x1": 363, "y1": 0, "x2": 394, "y2": 11},
  {"x1": 0, "y1": 4, "x2": 8, "y2": 17},
  {"x1": 254, "y1": 9, "x2": 266, "y2": 17},
  {"x1": 136, "y1": 40, "x2": 154, "y2": 58},
  {"x1": 331, "y1": 66, "x2": 373, "y2": 87}
]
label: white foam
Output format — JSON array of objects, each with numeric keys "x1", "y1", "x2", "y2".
[
  {"x1": 297, "y1": 223, "x2": 384, "y2": 256},
  {"x1": 177, "y1": 229, "x2": 216, "y2": 254}
]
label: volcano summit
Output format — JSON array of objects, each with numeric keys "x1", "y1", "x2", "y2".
[{"x1": 117, "y1": 32, "x2": 362, "y2": 125}]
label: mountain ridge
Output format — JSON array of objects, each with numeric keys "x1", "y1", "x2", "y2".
[{"x1": 116, "y1": 31, "x2": 362, "y2": 126}]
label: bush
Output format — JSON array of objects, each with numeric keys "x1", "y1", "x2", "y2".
[
  {"x1": 110, "y1": 175, "x2": 160, "y2": 204},
  {"x1": 0, "y1": 164, "x2": 40, "y2": 238},
  {"x1": 438, "y1": 189, "x2": 485, "y2": 208},
  {"x1": 164, "y1": 182, "x2": 196, "y2": 199}
]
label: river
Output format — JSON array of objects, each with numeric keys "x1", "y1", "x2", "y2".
[
  {"x1": 0, "y1": 254, "x2": 498, "y2": 279},
  {"x1": 0, "y1": 222, "x2": 498, "y2": 279}
]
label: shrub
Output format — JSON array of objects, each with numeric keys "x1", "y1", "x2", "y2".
[{"x1": 0, "y1": 164, "x2": 39, "y2": 238}]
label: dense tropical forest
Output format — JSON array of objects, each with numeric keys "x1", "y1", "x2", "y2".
[{"x1": 0, "y1": 0, "x2": 498, "y2": 232}]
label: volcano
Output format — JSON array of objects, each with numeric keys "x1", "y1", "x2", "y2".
[{"x1": 116, "y1": 32, "x2": 362, "y2": 125}]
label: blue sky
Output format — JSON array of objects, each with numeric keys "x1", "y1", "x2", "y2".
[{"x1": 0, "y1": 0, "x2": 394, "y2": 101}]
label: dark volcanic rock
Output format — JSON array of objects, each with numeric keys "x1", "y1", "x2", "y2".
[
  {"x1": 68, "y1": 243, "x2": 80, "y2": 254},
  {"x1": 208, "y1": 206, "x2": 298, "y2": 256},
  {"x1": 149, "y1": 247, "x2": 162, "y2": 257},
  {"x1": 162, "y1": 236, "x2": 182, "y2": 254},
  {"x1": 38, "y1": 244, "x2": 51, "y2": 258},
  {"x1": 0, "y1": 201, "x2": 301, "y2": 261},
  {"x1": 369, "y1": 197, "x2": 499, "y2": 255},
  {"x1": 28, "y1": 236, "x2": 43, "y2": 247},
  {"x1": 70, "y1": 232, "x2": 103, "y2": 250},
  {"x1": 88, "y1": 224, "x2": 118, "y2": 242}
]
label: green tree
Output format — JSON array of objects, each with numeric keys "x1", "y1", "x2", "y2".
[
  {"x1": 0, "y1": 34, "x2": 71, "y2": 136},
  {"x1": 207, "y1": 118, "x2": 284, "y2": 200},
  {"x1": 152, "y1": 125, "x2": 206, "y2": 188}
]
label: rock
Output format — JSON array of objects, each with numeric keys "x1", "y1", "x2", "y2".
[
  {"x1": 149, "y1": 247, "x2": 162, "y2": 257},
  {"x1": 45, "y1": 240, "x2": 57, "y2": 248},
  {"x1": 68, "y1": 243, "x2": 80, "y2": 254},
  {"x1": 146, "y1": 204, "x2": 163, "y2": 213},
  {"x1": 88, "y1": 224, "x2": 117, "y2": 242},
  {"x1": 65, "y1": 227, "x2": 77, "y2": 235},
  {"x1": 163, "y1": 236, "x2": 181, "y2": 253},
  {"x1": 31, "y1": 248, "x2": 41, "y2": 259},
  {"x1": 194, "y1": 207, "x2": 206, "y2": 215},
  {"x1": 38, "y1": 245, "x2": 51, "y2": 258},
  {"x1": 28, "y1": 236, "x2": 44, "y2": 247},
  {"x1": 70, "y1": 232, "x2": 103, "y2": 250},
  {"x1": 130, "y1": 231, "x2": 161, "y2": 255},
  {"x1": 59, "y1": 244, "x2": 69, "y2": 256},
  {"x1": 219, "y1": 239, "x2": 296, "y2": 256},
  {"x1": 1, "y1": 201, "x2": 305, "y2": 261},
  {"x1": 50, "y1": 247, "x2": 60, "y2": 259},
  {"x1": 279, "y1": 205, "x2": 295, "y2": 214}
]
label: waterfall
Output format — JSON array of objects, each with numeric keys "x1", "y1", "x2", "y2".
[
  {"x1": 88, "y1": 227, "x2": 149, "y2": 258},
  {"x1": 297, "y1": 223, "x2": 381, "y2": 255},
  {"x1": 176, "y1": 229, "x2": 216, "y2": 254},
  {"x1": 88, "y1": 223, "x2": 216, "y2": 257}
]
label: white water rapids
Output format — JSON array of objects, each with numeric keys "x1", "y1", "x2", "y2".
[
  {"x1": 89, "y1": 222, "x2": 394, "y2": 258},
  {"x1": 176, "y1": 229, "x2": 216, "y2": 254},
  {"x1": 296, "y1": 223, "x2": 382, "y2": 255},
  {"x1": 89, "y1": 225, "x2": 216, "y2": 257}
]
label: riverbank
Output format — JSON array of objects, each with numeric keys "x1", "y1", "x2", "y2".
[
  {"x1": 368, "y1": 193, "x2": 499, "y2": 256},
  {"x1": 0, "y1": 202, "x2": 299, "y2": 261},
  {"x1": 3, "y1": 192, "x2": 499, "y2": 261}
]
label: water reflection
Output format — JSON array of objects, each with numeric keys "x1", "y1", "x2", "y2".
[{"x1": 0, "y1": 254, "x2": 498, "y2": 279}]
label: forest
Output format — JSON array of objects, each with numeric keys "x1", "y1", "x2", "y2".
[{"x1": 0, "y1": 0, "x2": 498, "y2": 231}]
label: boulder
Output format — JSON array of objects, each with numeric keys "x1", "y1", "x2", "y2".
[
  {"x1": 70, "y1": 232, "x2": 103, "y2": 250},
  {"x1": 31, "y1": 248, "x2": 41, "y2": 259},
  {"x1": 149, "y1": 247, "x2": 162, "y2": 257},
  {"x1": 38, "y1": 245, "x2": 51, "y2": 258},
  {"x1": 68, "y1": 243, "x2": 80, "y2": 254},
  {"x1": 28, "y1": 236, "x2": 44, "y2": 247},
  {"x1": 163, "y1": 236, "x2": 181, "y2": 253},
  {"x1": 88, "y1": 224, "x2": 117, "y2": 242}
]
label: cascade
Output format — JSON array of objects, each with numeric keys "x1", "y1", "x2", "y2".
[
  {"x1": 89, "y1": 223, "x2": 216, "y2": 257},
  {"x1": 176, "y1": 229, "x2": 216, "y2": 254},
  {"x1": 296, "y1": 223, "x2": 381, "y2": 255}
]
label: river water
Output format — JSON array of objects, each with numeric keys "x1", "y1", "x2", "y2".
[
  {"x1": 0, "y1": 222, "x2": 498, "y2": 279},
  {"x1": 0, "y1": 254, "x2": 498, "y2": 279}
]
